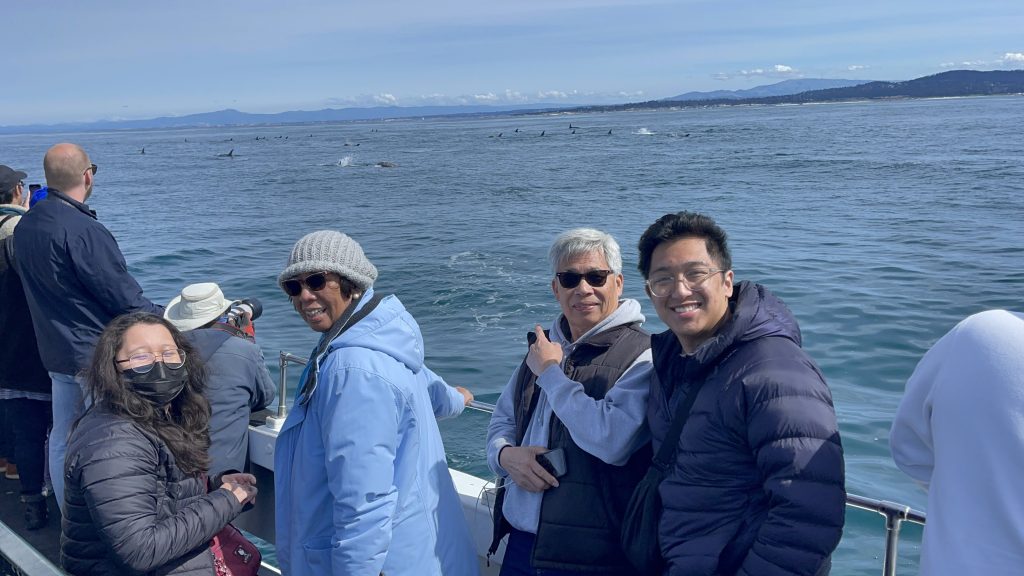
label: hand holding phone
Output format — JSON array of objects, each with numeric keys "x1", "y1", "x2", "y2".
[{"x1": 536, "y1": 448, "x2": 567, "y2": 478}]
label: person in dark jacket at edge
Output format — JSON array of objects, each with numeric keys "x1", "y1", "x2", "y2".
[
  {"x1": 164, "y1": 282, "x2": 276, "y2": 475},
  {"x1": 637, "y1": 212, "x2": 845, "y2": 576},
  {"x1": 14, "y1": 143, "x2": 164, "y2": 512},
  {"x1": 61, "y1": 312, "x2": 256, "y2": 575},
  {"x1": 0, "y1": 165, "x2": 53, "y2": 530},
  {"x1": 487, "y1": 228, "x2": 654, "y2": 575}
]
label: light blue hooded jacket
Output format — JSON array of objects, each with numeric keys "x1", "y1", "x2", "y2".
[{"x1": 274, "y1": 289, "x2": 479, "y2": 576}]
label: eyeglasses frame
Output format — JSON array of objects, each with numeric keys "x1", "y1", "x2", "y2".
[
  {"x1": 555, "y1": 269, "x2": 614, "y2": 289},
  {"x1": 282, "y1": 271, "x2": 333, "y2": 297},
  {"x1": 646, "y1": 268, "x2": 726, "y2": 298},
  {"x1": 114, "y1": 348, "x2": 187, "y2": 373}
]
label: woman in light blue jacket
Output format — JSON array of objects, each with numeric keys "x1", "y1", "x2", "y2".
[{"x1": 274, "y1": 230, "x2": 479, "y2": 576}]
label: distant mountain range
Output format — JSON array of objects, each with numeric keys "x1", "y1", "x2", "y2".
[
  {"x1": 0, "y1": 103, "x2": 571, "y2": 134},
  {"x1": 665, "y1": 78, "x2": 870, "y2": 101},
  {"x1": 3, "y1": 70, "x2": 1022, "y2": 134},
  {"x1": 574, "y1": 70, "x2": 1024, "y2": 113}
]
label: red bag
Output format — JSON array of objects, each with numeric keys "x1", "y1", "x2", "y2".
[{"x1": 210, "y1": 523, "x2": 261, "y2": 576}]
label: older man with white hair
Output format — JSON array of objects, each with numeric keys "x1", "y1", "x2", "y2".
[{"x1": 487, "y1": 227, "x2": 653, "y2": 576}]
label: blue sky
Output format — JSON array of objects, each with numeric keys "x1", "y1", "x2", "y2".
[{"x1": 4, "y1": 0, "x2": 1022, "y2": 125}]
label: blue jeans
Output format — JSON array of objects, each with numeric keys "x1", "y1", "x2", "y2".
[
  {"x1": 500, "y1": 528, "x2": 593, "y2": 576},
  {"x1": 49, "y1": 372, "x2": 86, "y2": 511}
]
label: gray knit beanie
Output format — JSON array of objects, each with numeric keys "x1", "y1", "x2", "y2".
[{"x1": 278, "y1": 230, "x2": 378, "y2": 291}]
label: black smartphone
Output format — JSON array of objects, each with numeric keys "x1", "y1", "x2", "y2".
[
  {"x1": 29, "y1": 184, "x2": 41, "y2": 193},
  {"x1": 527, "y1": 331, "x2": 537, "y2": 345},
  {"x1": 536, "y1": 448, "x2": 567, "y2": 478}
]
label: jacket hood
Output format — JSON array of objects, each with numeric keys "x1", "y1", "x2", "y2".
[
  {"x1": 549, "y1": 298, "x2": 646, "y2": 347},
  {"x1": 692, "y1": 281, "x2": 803, "y2": 365},
  {"x1": 324, "y1": 288, "x2": 425, "y2": 374}
]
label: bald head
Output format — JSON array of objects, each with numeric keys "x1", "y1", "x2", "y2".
[{"x1": 44, "y1": 143, "x2": 92, "y2": 200}]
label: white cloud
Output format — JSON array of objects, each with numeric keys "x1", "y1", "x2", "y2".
[
  {"x1": 324, "y1": 96, "x2": 358, "y2": 106},
  {"x1": 847, "y1": 64, "x2": 867, "y2": 71},
  {"x1": 1003, "y1": 52, "x2": 1024, "y2": 63},
  {"x1": 503, "y1": 89, "x2": 529, "y2": 102},
  {"x1": 373, "y1": 93, "x2": 398, "y2": 105},
  {"x1": 537, "y1": 90, "x2": 568, "y2": 99},
  {"x1": 939, "y1": 60, "x2": 989, "y2": 68},
  {"x1": 473, "y1": 92, "x2": 499, "y2": 102},
  {"x1": 725, "y1": 64, "x2": 798, "y2": 79}
]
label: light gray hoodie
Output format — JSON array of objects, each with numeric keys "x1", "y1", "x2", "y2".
[{"x1": 486, "y1": 298, "x2": 652, "y2": 534}]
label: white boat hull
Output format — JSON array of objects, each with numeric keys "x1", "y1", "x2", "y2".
[{"x1": 243, "y1": 423, "x2": 504, "y2": 574}]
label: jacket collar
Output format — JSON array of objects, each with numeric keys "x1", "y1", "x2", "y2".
[{"x1": 48, "y1": 188, "x2": 98, "y2": 219}]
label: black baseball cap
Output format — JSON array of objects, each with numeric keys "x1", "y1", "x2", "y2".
[{"x1": 0, "y1": 165, "x2": 28, "y2": 191}]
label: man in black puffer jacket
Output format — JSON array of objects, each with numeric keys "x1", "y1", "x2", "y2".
[{"x1": 637, "y1": 212, "x2": 845, "y2": 576}]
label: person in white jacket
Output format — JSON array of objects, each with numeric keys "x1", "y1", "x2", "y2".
[{"x1": 891, "y1": 309, "x2": 1024, "y2": 575}]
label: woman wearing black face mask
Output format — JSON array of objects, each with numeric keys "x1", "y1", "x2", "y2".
[{"x1": 60, "y1": 312, "x2": 258, "y2": 575}]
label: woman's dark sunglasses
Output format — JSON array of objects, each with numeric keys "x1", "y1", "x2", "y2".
[
  {"x1": 282, "y1": 271, "x2": 331, "y2": 297},
  {"x1": 555, "y1": 269, "x2": 613, "y2": 289}
]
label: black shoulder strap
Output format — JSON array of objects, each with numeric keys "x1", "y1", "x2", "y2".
[
  {"x1": 0, "y1": 214, "x2": 15, "y2": 228},
  {"x1": 1, "y1": 235, "x2": 14, "y2": 268},
  {"x1": 651, "y1": 376, "x2": 703, "y2": 473}
]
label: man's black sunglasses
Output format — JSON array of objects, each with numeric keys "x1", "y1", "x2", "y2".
[
  {"x1": 555, "y1": 269, "x2": 613, "y2": 289},
  {"x1": 282, "y1": 271, "x2": 331, "y2": 297}
]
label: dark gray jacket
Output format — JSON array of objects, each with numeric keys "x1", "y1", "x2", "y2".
[
  {"x1": 14, "y1": 190, "x2": 161, "y2": 375},
  {"x1": 61, "y1": 407, "x2": 242, "y2": 575},
  {"x1": 0, "y1": 235, "x2": 50, "y2": 393},
  {"x1": 186, "y1": 327, "x2": 276, "y2": 475},
  {"x1": 650, "y1": 281, "x2": 845, "y2": 576}
]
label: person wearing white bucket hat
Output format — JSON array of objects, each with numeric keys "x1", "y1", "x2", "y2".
[
  {"x1": 165, "y1": 283, "x2": 232, "y2": 331},
  {"x1": 165, "y1": 282, "x2": 276, "y2": 475}
]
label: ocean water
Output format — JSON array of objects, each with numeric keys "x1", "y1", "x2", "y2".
[{"x1": 4, "y1": 96, "x2": 1023, "y2": 574}]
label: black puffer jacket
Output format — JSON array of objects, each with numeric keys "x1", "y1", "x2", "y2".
[
  {"x1": 61, "y1": 407, "x2": 243, "y2": 575},
  {"x1": 650, "y1": 281, "x2": 845, "y2": 576}
]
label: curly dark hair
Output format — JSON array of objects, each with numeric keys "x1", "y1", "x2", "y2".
[
  {"x1": 83, "y1": 312, "x2": 211, "y2": 475},
  {"x1": 637, "y1": 211, "x2": 732, "y2": 279}
]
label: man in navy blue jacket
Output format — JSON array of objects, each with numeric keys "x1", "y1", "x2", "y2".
[
  {"x1": 637, "y1": 212, "x2": 845, "y2": 576},
  {"x1": 14, "y1": 143, "x2": 162, "y2": 510}
]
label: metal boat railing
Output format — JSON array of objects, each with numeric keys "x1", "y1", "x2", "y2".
[{"x1": 275, "y1": 351, "x2": 926, "y2": 576}]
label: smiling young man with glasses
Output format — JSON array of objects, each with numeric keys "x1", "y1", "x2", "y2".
[
  {"x1": 487, "y1": 228, "x2": 653, "y2": 575},
  {"x1": 636, "y1": 211, "x2": 845, "y2": 576},
  {"x1": 13, "y1": 143, "x2": 162, "y2": 512}
]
